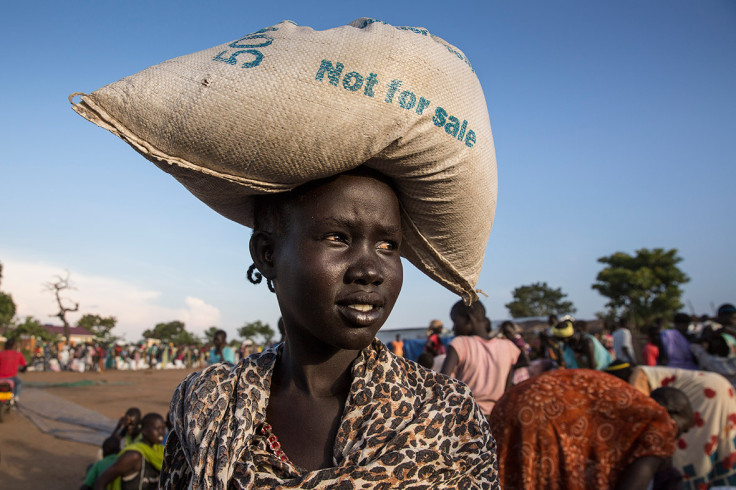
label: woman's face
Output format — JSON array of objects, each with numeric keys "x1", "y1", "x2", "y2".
[{"x1": 271, "y1": 173, "x2": 403, "y2": 351}]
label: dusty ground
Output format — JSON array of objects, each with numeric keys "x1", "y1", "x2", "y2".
[{"x1": 0, "y1": 368, "x2": 197, "y2": 490}]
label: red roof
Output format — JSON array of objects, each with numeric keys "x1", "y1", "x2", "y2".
[{"x1": 43, "y1": 325, "x2": 95, "y2": 336}]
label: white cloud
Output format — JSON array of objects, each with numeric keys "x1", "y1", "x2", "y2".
[
  {"x1": 178, "y1": 297, "x2": 221, "y2": 335},
  {"x1": 1, "y1": 259, "x2": 220, "y2": 341}
]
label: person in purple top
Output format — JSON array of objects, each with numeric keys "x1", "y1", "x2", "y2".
[{"x1": 659, "y1": 313, "x2": 698, "y2": 370}]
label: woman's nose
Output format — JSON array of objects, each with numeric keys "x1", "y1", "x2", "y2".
[{"x1": 344, "y1": 246, "x2": 383, "y2": 285}]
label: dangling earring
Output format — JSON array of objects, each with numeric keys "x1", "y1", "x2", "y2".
[
  {"x1": 247, "y1": 264, "x2": 275, "y2": 293},
  {"x1": 247, "y1": 263, "x2": 263, "y2": 285}
]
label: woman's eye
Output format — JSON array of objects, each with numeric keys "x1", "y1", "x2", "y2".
[
  {"x1": 378, "y1": 240, "x2": 397, "y2": 251},
  {"x1": 324, "y1": 233, "x2": 347, "y2": 243}
]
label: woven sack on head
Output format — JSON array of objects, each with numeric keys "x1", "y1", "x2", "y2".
[{"x1": 70, "y1": 18, "x2": 497, "y2": 302}]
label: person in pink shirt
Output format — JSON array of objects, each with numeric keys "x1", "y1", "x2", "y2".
[
  {"x1": 441, "y1": 300, "x2": 520, "y2": 416},
  {"x1": 0, "y1": 338, "x2": 27, "y2": 399}
]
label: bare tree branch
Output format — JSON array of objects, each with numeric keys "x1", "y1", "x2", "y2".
[{"x1": 44, "y1": 271, "x2": 79, "y2": 343}]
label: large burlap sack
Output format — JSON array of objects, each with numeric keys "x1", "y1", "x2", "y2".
[{"x1": 70, "y1": 18, "x2": 497, "y2": 302}]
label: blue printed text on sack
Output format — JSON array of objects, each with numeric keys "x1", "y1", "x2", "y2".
[
  {"x1": 213, "y1": 26, "x2": 278, "y2": 69},
  {"x1": 315, "y1": 60, "x2": 476, "y2": 148}
]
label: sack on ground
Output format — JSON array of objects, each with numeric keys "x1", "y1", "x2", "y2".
[{"x1": 70, "y1": 18, "x2": 497, "y2": 301}]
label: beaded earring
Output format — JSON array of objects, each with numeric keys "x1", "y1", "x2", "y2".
[{"x1": 247, "y1": 263, "x2": 275, "y2": 293}]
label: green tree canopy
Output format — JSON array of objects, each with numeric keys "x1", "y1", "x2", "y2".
[
  {"x1": 7, "y1": 316, "x2": 57, "y2": 342},
  {"x1": 505, "y1": 282, "x2": 577, "y2": 318},
  {"x1": 238, "y1": 320, "x2": 275, "y2": 345},
  {"x1": 142, "y1": 320, "x2": 199, "y2": 345},
  {"x1": 77, "y1": 314, "x2": 117, "y2": 342},
  {"x1": 0, "y1": 261, "x2": 17, "y2": 327},
  {"x1": 0, "y1": 292, "x2": 16, "y2": 328},
  {"x1": 591, "y1": 248, "x2": 690, "y2": 328},
  {"x1": 173, "y1": 329, "x2": 200, "y2": 346}
]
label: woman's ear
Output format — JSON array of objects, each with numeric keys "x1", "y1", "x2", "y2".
[{"x1": 249, "y1": 231, "x2": 276, "y2": 280}]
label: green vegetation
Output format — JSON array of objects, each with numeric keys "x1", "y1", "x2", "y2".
[
  {"x1": 592, "y1": 248, "x2": 689, "y2": 328},
  {"x1": 238, "y1": 320, "x2": 275, "y2": 344},
  {"x1": 505, "y1": 282, "x2": 576, "y2": 318}
]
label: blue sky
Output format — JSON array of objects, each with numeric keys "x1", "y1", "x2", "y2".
[{"x1": 1, "y1": 1, "x2": 734, "y2": 341}]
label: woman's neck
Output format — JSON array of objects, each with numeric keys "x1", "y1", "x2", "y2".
[{"x1": 275, "y1": 339, "x2": 359, "y2": 398}]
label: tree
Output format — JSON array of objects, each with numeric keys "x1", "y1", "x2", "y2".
[
  {"x1": 238, "y1": 320, "x2": 275, "y2": 344},
  {"x1": 142, "y1": 320, "x2": 199, "y2": 345},
  {"x1": 77, "y1": 314, "x2": 118, "y2": 342},
  {"x1": 44, "y1": 271, "x2": 79, "y2": 343},
  {"x1": 505, "y1": 282, "x2": 577, "y2": 318},
  {"x1": 591, "y1": 248, "x2": 690, "y2": 329},
  {"x1": 7, "y1": 316, "x2": 57, "y2": 342},
  {"x1": 173, "y1": 329, "x2": 200, "y2": 346},
  {"x1": 0, "y1": 291, "x2": 15, "y2": 328},
  {"x1": 0, "y1": 261, "x2": 17, "y2": 327}
]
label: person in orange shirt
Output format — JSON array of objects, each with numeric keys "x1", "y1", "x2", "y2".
[
  {"x1": 389, "y1": 334, "x2": 404, "y2": 357},
  {"x1": 642, "y1": 326, "x2": 661, "y2": 366}
]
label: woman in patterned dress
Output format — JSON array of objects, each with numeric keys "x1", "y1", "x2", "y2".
[
  {"x1": 161, "y1": 170, "x2": 498, "y2": 488},
  {"x1": 490, "y1": 369, "x2": 692, "y2": 490}
]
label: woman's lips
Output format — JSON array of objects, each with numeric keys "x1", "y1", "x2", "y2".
[{"x1": 337, "y1": 304, "x2": 382, "y2": 326}]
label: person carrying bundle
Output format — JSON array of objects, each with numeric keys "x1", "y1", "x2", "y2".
[{"x1": 72, "y1": 17, "x2": 499, "y2": 489}]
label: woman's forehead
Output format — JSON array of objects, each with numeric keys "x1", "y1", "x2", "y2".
[{"x1": 291, "y1": 173, "x2": 399, "y2": 214}]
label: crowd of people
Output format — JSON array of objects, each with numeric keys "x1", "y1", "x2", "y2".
[
  {"x1": 6, "y1": 301, "x2": 736, "y2": 489},
  {"x1": 392, "y1": 302, "x2": 736, "y2": 489},
  {"x1": 19, "y1": 332, "x2": 269, "y2": 374}
]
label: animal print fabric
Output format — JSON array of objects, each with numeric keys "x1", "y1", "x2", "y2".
[{"x1": 161, "y1": 339, "x2": 499, "y2": 489}]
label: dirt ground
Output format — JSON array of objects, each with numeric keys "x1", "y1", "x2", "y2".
[{"x1": 0, "y1": 368, "x2": 197, "y2": 490}]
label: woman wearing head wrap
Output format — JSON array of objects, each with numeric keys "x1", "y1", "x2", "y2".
[
  {"x1": 424, "y1": 319, "x2": 446, "y2": 356},
  {"x1": 553, "y1": 319, "x2": 612, "y2": 370}
]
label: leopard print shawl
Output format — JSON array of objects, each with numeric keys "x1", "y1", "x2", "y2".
[{"x1": 161, "y1": 339, "x2": 499, "y2": 489}]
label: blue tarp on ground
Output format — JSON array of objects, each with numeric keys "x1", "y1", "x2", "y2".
[{"x1": 18, "y1": 388, "x2": 117, "y2": 446}]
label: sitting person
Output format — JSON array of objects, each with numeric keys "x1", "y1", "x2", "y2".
[
  {"x1": 490, "y1": 368, "x2": 692, "y2": 490},
  {"x1": 0, "y1": 338, "x2": 27, "y2": 401},
  {"x1": 607, "y1": 362, "x2": 736, "y2": 488},
  {"x1": 94, "y1": 413, "x2": 165, "y2": 490},
  {"x1": 689, "y1": 329, "x2": 736, "y2": 385},
  {"x1": 207, "y1": 329, "x2": 235, "y2": 365},
  {"x1": 81, "y1": 436, "x2": 119, "y2": 490},
  {"x1": 441, "y1": 300, "x2": 520, "y2": 416},
  {"x1": 162, "y1": 170, "x2": 498, "y2": 487},
  {"x1": 553, "y1": 319, "x2": 612, "y2": 370},
  {"x1": 698, "y1": 306, "x2": 736, "y2": 360},
  {"x1": 112, "y1": 407, "x2": 142, "y2": 449}
]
